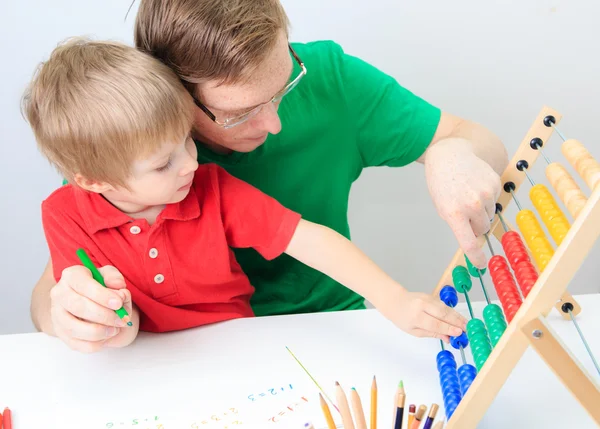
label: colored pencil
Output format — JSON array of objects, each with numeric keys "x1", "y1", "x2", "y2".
[
  {"x1": 422, "y1": 404, "x2": 439, "y2": 429},
  {"x1": 319, "y1": 393, "x2": 336, "y2": 429},
  {"x1": 335, "y1": 382, "x2": 355, "y2": 429},
  {"x1": 350, "y1": 388, "x2": 367, "y2": 429},
  {"x1": 76, "y1": 248, "x2": 132, "y2": 326},
  {"x1": 370, "y1": 376, "x2": 377, "y2": 429},
  {"x1": 393, "y1": 381, "x2": 405, "y2": 429},
  {"x1": 286, "y1": 346, "x2": 339, "y2": 412},
  {"x1": 0, "y1": 409, "x2": 3, "y2": 429},
  {"x1": 407, "y1": 404, "x2": 416, "y2": 427},
  {"x1": 304, "y1": 423, "x2": 315, "y2": 429},
  {"x1": 3, "y1": 407, "x2": 12, "y2": 429},
  {"x1": 410, "y1": 405, "x2": 427, "y2": 429}
]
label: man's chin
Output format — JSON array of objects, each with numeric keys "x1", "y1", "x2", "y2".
[{"x1": 234, "y1": 137, "x2": 267, "y2": 152}]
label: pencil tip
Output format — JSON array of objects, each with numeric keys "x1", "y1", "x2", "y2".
[
  {"x1": 399, "y1": 380, "x2": 404, "y2": 388},
  {"x1": 127, "y1": 321, "x2": 133, "y2": 326},
  {"x1": 335, "y1": 381, "x2": 340, "y2": 386},
  {"x1": 351, "y1": 387, "x2": 356, "y2": 391}
]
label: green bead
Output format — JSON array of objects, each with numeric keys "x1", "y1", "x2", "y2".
[
  {"x1": 452, "y1": 266, "x2": 472, "y2": 293},
  {"x1": 483, "y1": 304, "x2": 507, "y2": 347},
  {"x1": 466, "y1": 318, "x2": 492, "y2": 371},
  {"x1": 464, "y1": 254, "x2": 486, "y2": 277}
]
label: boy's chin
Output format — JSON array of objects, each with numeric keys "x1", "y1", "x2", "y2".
[{"x1": 166, "y1": 188, "x2": 191, "y2": 204}]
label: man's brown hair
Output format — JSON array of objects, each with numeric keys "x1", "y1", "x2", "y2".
[
  {"x1": 22, "y1": 37, "x2": 194, "y2": 188},
  {"x1": 134, "y1": 0, "x2": 289, "y2": 88}
]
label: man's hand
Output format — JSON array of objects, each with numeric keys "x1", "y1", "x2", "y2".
[
  {"x1": 420, "y1": 112, "x2": 508, "y2": 268},
  {"x1": 424, "y1": 138, "x2": 501, "y2": 267},
  {"x1": 49, "y1": 265, "x2": 139, "y2": 353}
]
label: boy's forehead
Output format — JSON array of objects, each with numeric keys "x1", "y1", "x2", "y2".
[{"x1": 135, "y1": 135, "x2": 188, "y2": 166}]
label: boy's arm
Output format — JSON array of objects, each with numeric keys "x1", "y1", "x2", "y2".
[
  {"x1": 31, "y1": 258, "x2": 57, "y2": 335},
  {"x1": 284, "y1": 219, "x2": 467, "y2": 342}
]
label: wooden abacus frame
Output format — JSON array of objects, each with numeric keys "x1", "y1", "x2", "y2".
[{"x1": 432, "y1": 106, "x2": 600, "y2": 428}]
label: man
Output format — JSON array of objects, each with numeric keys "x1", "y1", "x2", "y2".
[{"x1": 30, "y1": 0, "x2": 507, "y2": 352}]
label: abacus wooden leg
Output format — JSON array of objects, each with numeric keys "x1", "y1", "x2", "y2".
[
  {"x1": 444, "y1": 183, "x2": 600, "y2": 429},
  {"x1": 522, "y1": 317, "x2": 600, "y2": 424}
]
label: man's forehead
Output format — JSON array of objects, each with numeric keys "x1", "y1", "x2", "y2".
[{"x1": 198, "y1": 36, "x2": 292, "y2": 111}]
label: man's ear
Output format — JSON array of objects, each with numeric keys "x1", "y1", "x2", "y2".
[{"x1": 73, "y1": 174, "x2": 114, "y2": 193}]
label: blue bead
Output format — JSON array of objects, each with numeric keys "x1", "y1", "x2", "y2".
[
  {"x1": 458, "y1": 364, "x2": 477, "y2": 396},
  {"x1": 450, "y1": 331, "x2": 469, "y2": 350},
  {"x1": 440, "y1": 285, "x2": 459, "y2": 307}
]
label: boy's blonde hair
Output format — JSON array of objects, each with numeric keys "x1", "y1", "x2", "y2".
[
  {"x1": 22, "y1": 37, "x2": 195, "y2": 188},
  {"x1": 134, "y1": 0, "x2": 289, "y2": 89}
]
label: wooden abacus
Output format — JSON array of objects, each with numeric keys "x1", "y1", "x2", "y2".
[{"x1": 431, "y1": 106, "x2": 600, "y2": 428}]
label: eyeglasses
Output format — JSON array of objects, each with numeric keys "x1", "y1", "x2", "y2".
[{"x1": 192, "y1": 44, "x2": 307, "y2": 129}]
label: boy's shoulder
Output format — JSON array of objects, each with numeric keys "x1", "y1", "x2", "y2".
[{"x1": 42, "y1": 182, "x2": 78, "y2": 212}]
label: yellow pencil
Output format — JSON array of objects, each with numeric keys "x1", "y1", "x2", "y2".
[
  {"x1": 370, "y1": 376, "x2": 377, "y2": 429},
  {"x1": 319, "y1": 393, "x2": 336, "y2": 429}
]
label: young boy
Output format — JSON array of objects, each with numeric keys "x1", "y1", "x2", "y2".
[{"x1": 23, "y1": 38, "x2": 466, "y2": 351}]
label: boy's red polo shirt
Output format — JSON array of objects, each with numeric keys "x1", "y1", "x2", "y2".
[{"x1": 41, "y1": 164, "x2": 302, "y2": 332}]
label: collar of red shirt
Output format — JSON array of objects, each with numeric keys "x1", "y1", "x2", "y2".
[{"x1": 73, "y1": 184, "x2": 202, "y2": 233}]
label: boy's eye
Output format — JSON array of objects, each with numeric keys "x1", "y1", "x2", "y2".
[{"x1": 156, "y1": 160, "x2": 172, "y2": 172}]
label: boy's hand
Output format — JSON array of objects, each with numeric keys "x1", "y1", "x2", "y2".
[
  {"x1": 50, "y1": 265, "x2": 139, "y2": 353},
  {"x1": 378, "y1": 288, "x2": 468, "y2": 343}
]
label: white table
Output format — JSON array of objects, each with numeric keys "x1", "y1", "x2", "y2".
[{"x1": 1, "y1": 294, "x2": 599, "y2": 429}]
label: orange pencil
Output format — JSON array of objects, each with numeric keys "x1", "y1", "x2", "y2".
[
  {"x1": 3, "y1": 407, "x2": 12, "y2": 429},
  {"x1": 319, "y1": 393, "x2": 336, "y2": 429},
  {"x1": 370, "y1": 376, "x2": 377, "y2": 429},
  {"x1": 407, "y1": 404, "x2": 416, "y2": 427},
  {"x1": 0, "y1": 409, "x2": 3, "y2": 429}
]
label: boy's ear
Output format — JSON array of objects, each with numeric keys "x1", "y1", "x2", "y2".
[{"x1": 73, "y1": 174, "x2": 113, "y2": 193}]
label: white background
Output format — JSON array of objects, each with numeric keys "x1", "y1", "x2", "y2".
[{"x1": 1, "y1": 0, "x2": 599, "y2": 334}]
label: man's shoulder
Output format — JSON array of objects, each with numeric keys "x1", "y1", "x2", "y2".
[{"x1": 290, "y1": 40, "x2": 346, "y2": 67}]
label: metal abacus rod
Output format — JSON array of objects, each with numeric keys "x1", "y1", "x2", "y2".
[{"x1": 465, "y1": 254, "x2": 508, "y2": 347}]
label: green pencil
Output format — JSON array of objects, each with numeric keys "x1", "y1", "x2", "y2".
[{"x1": 76, "y1": 248, "x2": 132, "y2": 326}]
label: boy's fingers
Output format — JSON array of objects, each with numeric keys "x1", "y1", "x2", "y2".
[
  {"x1": 61, "y1": 265, "x2": 124, "y2": 310},
  {"x1": 98, "y1": 265, "x2": 127, "y2": 290},
  {"x1": 417, "y1": 312, "x2": 463, "y2": 338},
  {"x1": 54, "y1": 307, "x2": 120, "y2": 343},
  {"x1": 411, "y1": 328, "x2": 450, "y2": 344},
  {"x1": 57, "y1": 288, "x2": 126, "y2": 328},
  {"x1": 424, "y1": 299, "x2": 468, "y2": 331}
]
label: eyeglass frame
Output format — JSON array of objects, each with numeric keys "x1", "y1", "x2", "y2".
[{"x1": 190, "y1": 44, "x2": 307, "y2": 129}]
